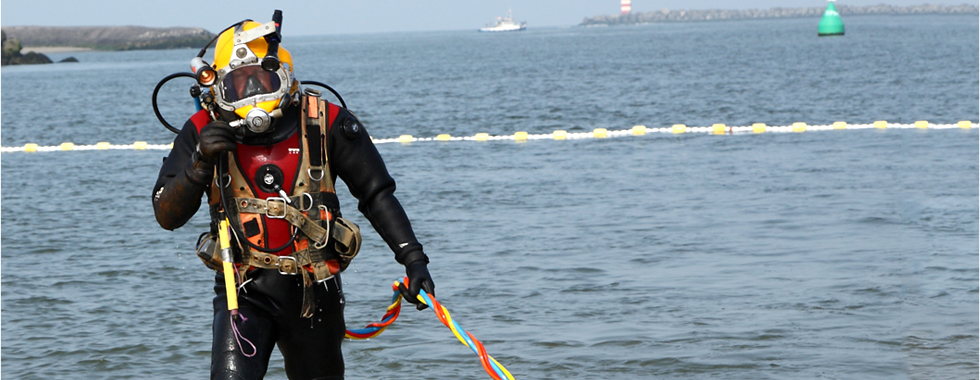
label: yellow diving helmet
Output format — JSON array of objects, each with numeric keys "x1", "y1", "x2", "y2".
[{"x1": 211, "y1": 19, "x2": 296, "y2": 134}]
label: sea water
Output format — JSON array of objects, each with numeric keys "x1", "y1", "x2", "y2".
[{"x1": 1, "y1": 15, "x2": 977, "y2": 379}]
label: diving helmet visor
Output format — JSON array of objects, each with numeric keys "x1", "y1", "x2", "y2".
[
  {"x1": 214, "y1": 62, "x2": 291, "y2": 116},
  {"x1": 218, "y1": 64, "x2": 283, "y2": 103}
]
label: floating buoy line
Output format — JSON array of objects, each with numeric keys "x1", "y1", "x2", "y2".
[{"x1": 1, "y1": 120, "x2": 974, "y2": 153}]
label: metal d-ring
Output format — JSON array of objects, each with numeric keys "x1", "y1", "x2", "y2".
[
  {"x1": 300, "y1": 193, "x2": 314, "y2": 212},
  {"x1": 308, "y1": 168, "x2": 324, "y2": 182},
  {"x1": 314, "y1": 205, "x2": 331, "y2": 249},
  {"x1": 219, "y1": 174, "x2": 232, "y2": 188}
]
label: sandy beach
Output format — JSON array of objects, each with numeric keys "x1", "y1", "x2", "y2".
[{"x1": 21, "y1": 46, "x2": 94, "y2": 54}]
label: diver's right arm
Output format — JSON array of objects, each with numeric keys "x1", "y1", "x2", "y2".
[{"x1": 152, "y1": 120, "x2": 236, "y2": 230}]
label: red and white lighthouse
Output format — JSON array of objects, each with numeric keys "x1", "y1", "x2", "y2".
[{"x1": 621, "y1": 0, "x2": 632, "y2": 15}]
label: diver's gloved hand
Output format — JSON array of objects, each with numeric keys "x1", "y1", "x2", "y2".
[
  {"x1": 400, "y1": 259, "x2": 435, "y2": 311},
  {"x1": 198, "y1": 121, "x2": 237, "y2": 165}
]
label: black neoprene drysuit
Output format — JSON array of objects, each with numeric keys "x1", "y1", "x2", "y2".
[{"x1": 152, "y1": 104, "x2": 431, "y2": 380}]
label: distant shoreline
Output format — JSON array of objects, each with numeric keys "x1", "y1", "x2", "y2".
[
  {"x1": 21, "y1": 46, "x2": 94, "y2": 54},
  {"x1": 1, "y1": 26, "x2": 215, "y2": 51},
  {"x1": 580, "y1": 4, "x2": 979, "y2": 26}
]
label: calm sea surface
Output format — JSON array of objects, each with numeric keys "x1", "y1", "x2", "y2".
[{"x1": 2, "y1": 15, "x2": 978, "y2": 379}]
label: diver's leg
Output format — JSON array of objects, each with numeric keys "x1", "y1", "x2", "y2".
[
  {"x1": 211, "y1": 279, "x2": 278, "y2": 380},
  {"x1": 277, "y1": 275, "x2": 347, "y2": 380}
]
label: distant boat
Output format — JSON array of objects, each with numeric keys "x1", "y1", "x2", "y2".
[{"x1": 480, "y1": 11, "x2": 526, "y2": 32}]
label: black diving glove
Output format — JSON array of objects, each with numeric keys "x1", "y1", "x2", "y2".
[
  {"x1": 198, "y1": 121, "x2": 237, "y2": 165},
  {"x1": 400, "y1": 260, "x2": 435, "y2": 310}
]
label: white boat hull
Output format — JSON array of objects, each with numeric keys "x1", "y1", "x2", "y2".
[
  {"x1": 480, "y1": 12, "x2": 526, "y2": 32},
  {"x1": 479, "y1": 24, "x2": 526, "y2": 32}
]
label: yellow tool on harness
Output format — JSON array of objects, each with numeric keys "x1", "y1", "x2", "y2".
[{"x1": 218, "y1": 219, "x2": 239, "y2": 316}]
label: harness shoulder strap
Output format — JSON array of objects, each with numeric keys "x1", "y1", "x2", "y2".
[
  {"x1": 320, "y1": 100, "x2": 340, "y2": 195},
  {"x1": 302, "y1": 93, "x2": 339, "y2": 199}
]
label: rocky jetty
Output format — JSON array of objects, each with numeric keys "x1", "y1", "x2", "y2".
[
  {"x1": 2, "y1": 30, "x2": 53, "y2": 66},
  {"x1": 580, "y1": 4, "x2": 979, "y2": 26},
  {"x1": 1, "y1": 26, "x2": 215, "y2": 51}
]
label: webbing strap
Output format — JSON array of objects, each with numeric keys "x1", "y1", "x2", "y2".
[
  {"x1": 234, "y1": 197, "x2": 329, "y2": 245},
  {"x1": 306, "y1": 94, "x2": 324, "y2": 170},
  {"x1": 302, "y1": 94, "x2": 328, "y2": 269},
  {"x1": 246, "y1": 248, "x2": 316, "y2": 274}
]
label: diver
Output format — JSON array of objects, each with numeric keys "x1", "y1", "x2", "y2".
[{"x1": 151, "y1": 13, "x2": 435, "y2": 380}]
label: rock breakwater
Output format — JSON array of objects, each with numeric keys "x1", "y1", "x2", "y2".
[{"x1": 580, "y1": 4, "x2": 979, "y2": 26}]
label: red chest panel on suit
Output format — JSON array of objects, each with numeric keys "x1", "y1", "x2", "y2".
[{"x1": 236, "y1": 133, "x2": 301, "y2": 254}]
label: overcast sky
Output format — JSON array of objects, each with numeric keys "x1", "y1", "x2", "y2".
[{"x1": 2, "y1": 0, "x2": 970, "y2": 36}]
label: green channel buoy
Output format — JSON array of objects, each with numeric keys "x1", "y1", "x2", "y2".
[{"x1": 818, "y1": 1, "x2": 844, "y2": 36}]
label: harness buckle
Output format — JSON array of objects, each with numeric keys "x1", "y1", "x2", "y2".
[
  {"x1": 277, "y1": 256, "x2": 298, "y2": 275},
  {"x1": 266, "y1": 197, "x2": 287, "y2": 219}
]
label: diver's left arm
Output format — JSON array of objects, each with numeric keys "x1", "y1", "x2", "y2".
[{"x1": 328, "y1": 111, "x2": 435, "y2": 306}]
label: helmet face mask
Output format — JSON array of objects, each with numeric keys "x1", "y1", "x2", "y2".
[
  {"x1": 215, "y1": 63, "x2": 289, "y2": 111},
  {"x1": 210, "y1": 20, "x2": 296, "y2": 133}
]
